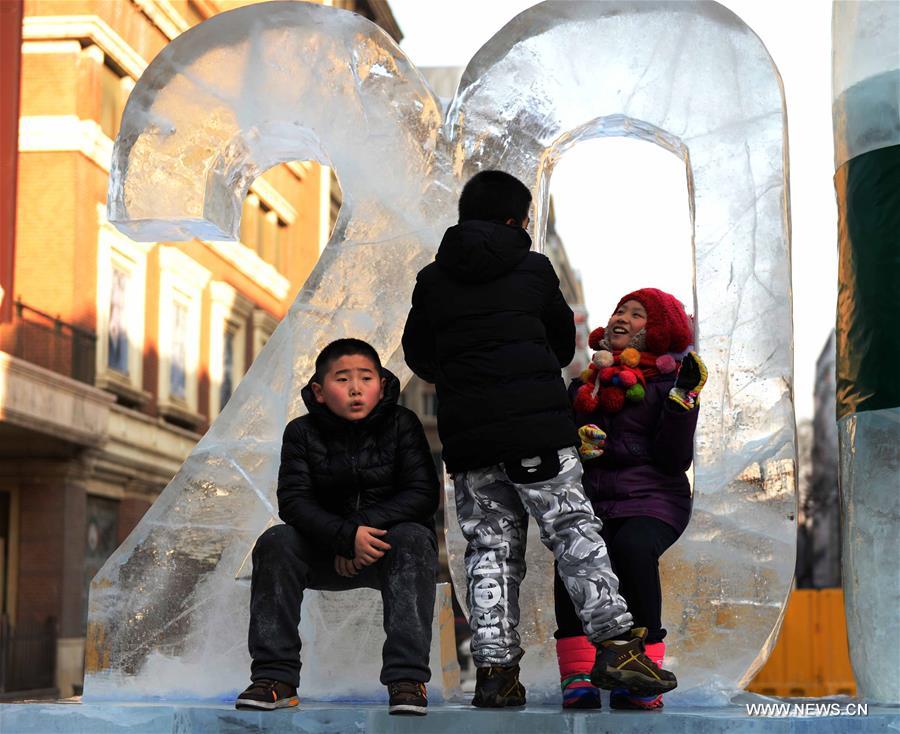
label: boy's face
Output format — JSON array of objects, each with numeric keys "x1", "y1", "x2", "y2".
[
  {"x1": 312, "y1": 354, "x2": 386, "y2": 421},
  {"x1": 606, "y1": 299, "x2": 648, "y2": 350}
]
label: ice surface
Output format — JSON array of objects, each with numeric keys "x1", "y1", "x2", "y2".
[
  {"x1": 832, "y1": 1, "x2": 900, "y2": 167},
  {"x1": 832, "y1": 0, "x2": 900, "y2": 705},
  {"x1": 838, "y1": 410, "x2": 900, "y2": 704},
  {"x1": 88, "y1": 0, "x2": 796, "y2": 703}
]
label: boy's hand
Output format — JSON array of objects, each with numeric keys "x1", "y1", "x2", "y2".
[
  {"x1": 578, "y1": 424, "x2": 606, "y2": 460},
  {"x1": 354, "y1": 526, "x2": 391, "y2": 566},
  {"x1": 669, "y1": 352, "x2": 708, "y2": 411},
  {"x1": 334, "y1": 555, "x2": 359, "y2": 577}
]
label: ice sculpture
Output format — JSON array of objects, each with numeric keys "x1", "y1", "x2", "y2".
[
  {"x1": 832, "y1": 1, "x2": 900, "y2": 705},
  {"x1": 444, "y1": 1, "x2": 795, "y2": 702},
  {"x1": 86, "y1": 0, "x2": 796, "y2": 704},
  {"x1": 87, "y1": 1, "x2": 458, "y2": 702}
]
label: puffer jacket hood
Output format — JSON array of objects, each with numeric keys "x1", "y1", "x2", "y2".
[
  {"x1": 300, "y1": 366, "x2": 401, "y2": 431},
  {"x1": 436, "y1": 220, "x2": 532, "y2": 283}
]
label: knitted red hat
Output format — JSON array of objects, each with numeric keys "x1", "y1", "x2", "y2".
[{"x1": 616, "y1": 288, "x2": 692, "y2": 355}]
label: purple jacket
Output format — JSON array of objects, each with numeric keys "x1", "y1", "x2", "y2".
[{"x1": 570, "y1": 374, "x2": 698, "y2": 535}]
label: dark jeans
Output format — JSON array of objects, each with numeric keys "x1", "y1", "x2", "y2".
[
  {"x1": 554, "y1": 515, "x2": 680, "y2": 644},
  {"x1": 248, "y1": 521, "x2": 437, "y2": 687}
]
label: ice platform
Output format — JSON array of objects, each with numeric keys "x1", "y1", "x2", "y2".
[{"x1": 2, "y1": 701, "x2": 898, "y2": 733}]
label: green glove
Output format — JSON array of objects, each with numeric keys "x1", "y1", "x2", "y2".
[{"x1": 668, "y1": 352, "x2": 707, "y2": 411}]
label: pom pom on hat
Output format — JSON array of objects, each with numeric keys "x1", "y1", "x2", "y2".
[
  {"x1": 580, "y1": 367, "x2": 594, "y2": 383},
  {"x1": 588, "y1": 326, "x2": 606, "y2": 350},
  {"x1": 616, "y1": 288, "x2": 693, "y2": 355},
  {"x1": 656, "y1": 354, "x2": 677, "y2": 374},
  {"x1": 599, "y1": 366, "x2": 617, "y2": 382}
]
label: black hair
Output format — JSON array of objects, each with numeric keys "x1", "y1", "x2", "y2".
[
  {"x1": 458, "y1": 170, "x2": 532, "y2": 224},
  {"x1": 313, "y1": 338, "x2": 382, "y2": 383}
]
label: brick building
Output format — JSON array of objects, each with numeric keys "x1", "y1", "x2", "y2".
[{"x1": 0, "y1": 0, "x2": 401, "y2": 698}]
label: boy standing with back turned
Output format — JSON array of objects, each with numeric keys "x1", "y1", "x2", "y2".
[{"x1": 402, "y1": 170, "x2": 677, "y2": 707}]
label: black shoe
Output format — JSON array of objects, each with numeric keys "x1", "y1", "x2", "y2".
[
  {"x1": 388, "y1": 680, "x2": 428, "y2": 715},
  {"x1": 472, "y1": 665, "x2": 526, "y2": 708},
  {"x1": 234, "y1": 679, "x2": 299, "y2": 710},
  {"x1": 591, "y1": 627, "x2": 677, "y2": 696}
]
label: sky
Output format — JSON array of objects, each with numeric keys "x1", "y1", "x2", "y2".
[{"x1": 389, "y1": 0, "x2": 837, "y2": 421}]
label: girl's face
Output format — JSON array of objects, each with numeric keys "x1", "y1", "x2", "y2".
[{"x1": 605, "y1": 299, "x2": 648, "y2": 350}]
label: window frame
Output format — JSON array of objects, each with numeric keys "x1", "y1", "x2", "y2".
[
  {"x1": 95, "y1": 207, "x2": 153, "y2": 405},
  {"x1": 157, "y1": 246, "x2": 210, "y2": 427},
  {"x1": 208, "y1": 281, "x2": 253, "y2": 419}
]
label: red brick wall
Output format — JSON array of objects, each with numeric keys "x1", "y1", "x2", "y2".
[
  {"x1": 16, "y1": 473, "x2": 87, "y2": 638},
  {"x1": 117, "y1": 496, "x2": 152, "y2": 546}
]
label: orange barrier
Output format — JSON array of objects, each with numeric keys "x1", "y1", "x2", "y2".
[{"x1": 748, "y1": 588, "x2": 856, "y2": 697}]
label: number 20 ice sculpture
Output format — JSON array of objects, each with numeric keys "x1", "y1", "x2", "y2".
[{"x1": 86, "y1": 1, "x2": 797, "y2": 702}]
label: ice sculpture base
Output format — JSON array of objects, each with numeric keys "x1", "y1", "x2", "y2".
[{"x1": 2, "y1": 700, "x2": 897, "y2": 734}]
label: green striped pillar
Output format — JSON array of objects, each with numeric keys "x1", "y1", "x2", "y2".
[{"x1": 832, "y1": 1, "x2": 900, "y2": 705}]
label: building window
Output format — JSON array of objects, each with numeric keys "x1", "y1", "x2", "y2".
[
  {"x1": 83, "y1": 495, "x2": 118, "y2": 632},
  {"x1": 221, "y1": 331, "x2": 235, "y2": 408},
  {"x1": 209, "y1": 282, "x2": 252, "y2": 418},
  {"x1": 239, "y1": 195, "x2": 289, "y2": 273},
  {"x1": 169, "y1": 300, "x2": 189, "y2": 401},
  {"x1": 107, "y1": 266, "x2": 130, "y2": 374},
  {"x1": 252, "y1": 308, "x2": 278, "y2": 361},
  {"x1": 95, "y1": 207, "x2": 153, "y2": 405},
  {"x1": 158, "y1": 246, "x2": 210, "y2": 428}
]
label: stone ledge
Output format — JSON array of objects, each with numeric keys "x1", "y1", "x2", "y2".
[{"x1": 0, "y1": 351, "x2": 114, "y2": 446}]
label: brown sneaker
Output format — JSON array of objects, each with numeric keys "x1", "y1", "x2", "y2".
[
  {"x1": 388, "y1": 680, "x2": 428, "y2": 716},
  {"x1": 234, "y1": 679, "x2": 299, "y2": 710},
  {"x1": 591, "y1": 628, "x2": 677, "y2": 696},
  {"x1": 472, "y1": 665, "x2": 527, "y2": 707}
]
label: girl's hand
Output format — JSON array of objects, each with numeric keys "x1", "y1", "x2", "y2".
[
  {"x1": 669, "y1": 352, "x2": 707, "y2": 411},
  {"x1": 578, "y1": 424, "x2": 606, "y2": 460}
]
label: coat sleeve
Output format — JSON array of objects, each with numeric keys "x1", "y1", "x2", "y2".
[
  {"x1": 354, "y1": 411, "x2": 440, "y2": 530},
  {"x1": 651, "y1": 390, "x2": 700, "y2": 475},
  {"x1": 539, "y1": 258, "x2": 576, "y2": 368},
  {"x1": 276, "y1": 420, "x2": 360, "y2": 558},
  {"x1": 402, "y1": 279, "x2": 438, "y2": 383}
]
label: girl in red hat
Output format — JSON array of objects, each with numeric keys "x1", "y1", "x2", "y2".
[{"x1": 555, "y1": 288, "x2": 707, "y2": 710}]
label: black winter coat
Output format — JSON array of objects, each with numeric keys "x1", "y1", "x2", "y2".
[
  {"x1": 276, "y1": 368, "x2": 440, "y2": 559},
  {"x1": 402, "y1": 220, "x2": 578, "y2": 472}
]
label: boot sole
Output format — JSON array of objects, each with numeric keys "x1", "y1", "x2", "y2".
[
  {"x1": 591, "y1": 668, "x2": 676, "y2": 696},
  {"x1": 389, "y1": 704, "x2": 427, "y2": 716},
  {"x1": 235, "y1": 696, "x2": 299, "y2": 711},
  {"x1": 472, "y1": 696, "x2": 526, "y2": 708}
]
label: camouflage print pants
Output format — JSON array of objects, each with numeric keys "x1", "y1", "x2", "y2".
[{"x1": 453, "y1": 447, "x2": 632, "y2": 667}]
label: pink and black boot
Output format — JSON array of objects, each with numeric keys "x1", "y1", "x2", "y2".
[
  {"x1": 609, "y1": 640, "x2": 667, "y2": 710},
  {"x1": 557, "y1": 636, "x2": 602, "y2": 709}
]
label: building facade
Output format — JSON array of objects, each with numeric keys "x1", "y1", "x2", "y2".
[{"x1": 0, "y1": 0, "x2": 401, "y2": 698}]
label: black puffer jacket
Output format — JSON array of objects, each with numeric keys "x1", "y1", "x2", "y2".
[
  {"x1": 402, "y1": 220, "x2": 577, "y2": 472},
  {"x1": 276, "y1": 368, "x2": 439, "y2": 559}
]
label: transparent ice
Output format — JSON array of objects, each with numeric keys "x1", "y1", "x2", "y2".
[
  {"x1": 87, "y1": 0, "x2": 795, "y2": 703},
  {"x1": 832, "y1": 0, "x2": 900, "y2": 705}
]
